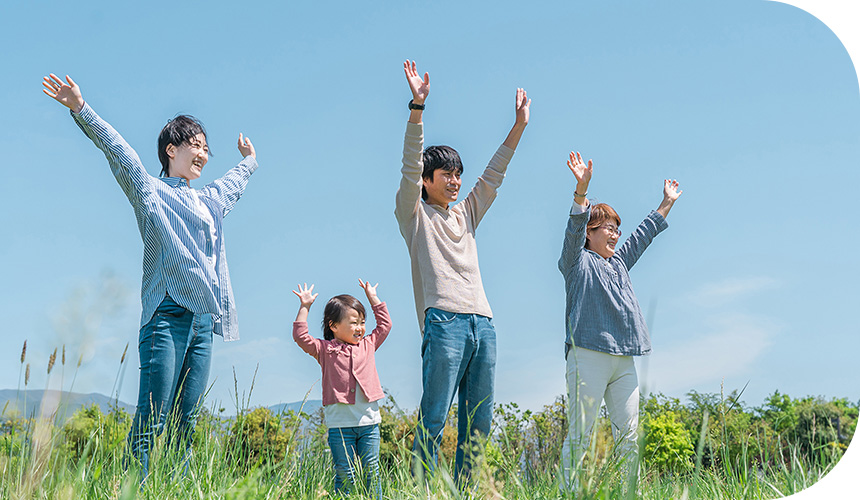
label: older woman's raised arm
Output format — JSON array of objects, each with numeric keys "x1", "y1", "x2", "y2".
[
  {"x1": 559, "y1": 152, "x2": 594, "y2": 276},
  {"x1": 656, "y1": 179, "x2": 682, "y2": 218}
]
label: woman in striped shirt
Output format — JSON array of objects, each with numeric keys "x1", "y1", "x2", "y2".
[{"x1": 43, "y1": 73, "x2": 259, "y2": 479}]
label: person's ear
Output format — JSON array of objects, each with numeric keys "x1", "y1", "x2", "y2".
[{"x1": 166, "y1": 143, "x2": 177, "y2": 159}]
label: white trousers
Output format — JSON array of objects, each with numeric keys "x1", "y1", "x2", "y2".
[{"x1": 560, "y1": 346, "x2": 639, "y2": 487}]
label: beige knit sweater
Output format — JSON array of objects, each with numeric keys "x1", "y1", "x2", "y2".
[{"x1": 395, "y1": 122, "x2": 515, "y2": 332}]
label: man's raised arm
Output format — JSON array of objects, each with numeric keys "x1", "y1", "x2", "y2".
[
  {"x1": 502, "y1": 87, "x2": 530, "y2": 150},
  {"x1": 395, "y1": 60, "x2": 430, "y2": 230}
]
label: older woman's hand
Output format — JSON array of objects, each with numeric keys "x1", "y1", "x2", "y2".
[{"x1": 657, "y1": 179, "x2": 682, "y2": 218}]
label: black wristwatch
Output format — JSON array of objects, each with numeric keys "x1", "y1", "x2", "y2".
[{"x1": 408, "y1": 99, "x2": 425, "y2": 110}]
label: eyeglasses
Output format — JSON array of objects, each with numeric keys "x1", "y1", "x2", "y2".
[{"x1": 600, "y1": 225, "x2": 621, "y2": 237}]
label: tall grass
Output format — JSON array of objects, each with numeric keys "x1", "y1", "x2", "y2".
[
  {"x1": 0, "y1": 345, "x2": 848, "y2": 499},
  {"x1": 0, "y1": 401, "x2": 844, "y2": 498}
]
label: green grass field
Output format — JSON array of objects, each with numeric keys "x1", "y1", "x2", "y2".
[
  {"x1": 1, "y1": 342, "x2": 853, "y2": 499},
  {"x1": 0, "y1": 392, "x2": 849, "y2": 499}
]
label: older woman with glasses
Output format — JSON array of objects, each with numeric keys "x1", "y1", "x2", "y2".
[{"x1": 558, "y1": 151, "x2": 681, "y2": 489}]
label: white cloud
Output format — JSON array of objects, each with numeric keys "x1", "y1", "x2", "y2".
[
  {"x1": 689, "y1": 276, "x2": 779, "y2": 307},
  {"x1": 640, "y1": 313, "x2": 777, "y2": 395}
]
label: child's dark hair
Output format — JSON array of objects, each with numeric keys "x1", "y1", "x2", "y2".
[
  {"x1": 421, "y1": 145, "x2": 463, "y2": 201},
  {"x1": 157, "y1": 114, "x2": 212, "y2": 177},
  {"x1": 322, "y1": 294, "x2": 366, "y2": 340}
]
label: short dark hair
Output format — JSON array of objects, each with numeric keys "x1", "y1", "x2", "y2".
[
  {"x1": 421, "y1": 145, "x2": 463, "y2": 201},
  {"x1": 322, "y1": 294, "x2": 366, "y2": 341},
  {"x1": 157, "y1": 115, "x2": 212, "y2": 177}
]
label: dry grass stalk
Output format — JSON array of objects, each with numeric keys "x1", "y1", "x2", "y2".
[
  {"x1": 18, "y1": 418, "x2": 54, "y2": 499},
  {"x1": 47, "y1": 348, "x2": 57, "y2": 375}
]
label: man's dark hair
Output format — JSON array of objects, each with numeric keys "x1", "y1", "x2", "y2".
[
  {"x1": 421, "y1": 145, "x2": 463, "y2": 201},
  {"x1": 322, "y1": 294, "x2": 366, "y2": 341},
  {"x1": 157, "y1": 115, "x2": 212, "y2": 177}
]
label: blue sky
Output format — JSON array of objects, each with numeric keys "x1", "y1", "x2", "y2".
[{"x1": 1, "y1": 0, "x2": 858, "y2": 423}]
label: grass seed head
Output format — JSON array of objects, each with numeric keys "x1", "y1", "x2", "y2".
[
  {"x1": 20, "y1": 340, "x2": 27, "y2": 364},
  {"x1": 47, "y1": 348, "x2": 57, "y2": 375},
  {"x1": 120, "y1": 343, "x2": 128, "y2": 365},
  {"x1": 25, "y1": 364, "x2": 30, "y2": 386}
]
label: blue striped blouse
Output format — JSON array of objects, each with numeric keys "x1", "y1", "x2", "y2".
[
  {"x1": 71, "y1": 103, "x2": 258, "y2": 341},
  {"x1": 559, "y1": 201, "x2": 668, "y2": 357}
]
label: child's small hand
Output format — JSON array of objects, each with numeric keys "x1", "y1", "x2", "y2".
[
  {"x1": 358, "y1": 279, "x2": 381, "y2": 306},
  {"x1": 292, "y1": 283, "x2": 318, "y2": 309}
]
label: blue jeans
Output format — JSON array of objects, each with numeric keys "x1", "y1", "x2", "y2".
[
  {"x1": 412, "y1": 308, "x2": 496, "y2": 484},
  {"x1": 127, "y1": 295, "x2": 213, "y2": 478},
  {"x1": 327, "y1": 424, "x2": 381, "y2": 499}
]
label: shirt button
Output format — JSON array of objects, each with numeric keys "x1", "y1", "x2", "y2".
[{"x1": 351, "y1": 389, "x2": 355, "y2": 393}]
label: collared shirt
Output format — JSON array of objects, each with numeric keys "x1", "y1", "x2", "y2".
[
  {"x1": 71, "y1": 103, "x2": 258, "y2": 341},
  {"x1": 292, "y1": 303, "x2": 392, "y2": 406},
  {"x1": 558, "y1": 201, "x2": 668, "y2": 357}
]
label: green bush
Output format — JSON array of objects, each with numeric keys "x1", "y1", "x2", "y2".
[
  {"x1": 795, "y1": 398, "x2": 843, "y2": 461},
  {"x1": 227, "y1": 407, "x2": 293, "y2": 470},
  {"x1": 643, "y1": 410, "x2": 694, "y2": 473},
  {"x1": 60, "y1": 404, "x2": 130, "y2": 465}
]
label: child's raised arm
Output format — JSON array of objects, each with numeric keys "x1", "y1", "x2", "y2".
[
  {"x1": 292, "y1": 283, "x2": 318, "y2": 322},
  {"x1": 656, "y1": 179, "x2": 682, "y2": 218},
  {"x1": 358, "y1": 279, "x2": 391, "y2": 349},
  {"x1": 358, "y1": 279, "x2": 381, "y2": 307}
]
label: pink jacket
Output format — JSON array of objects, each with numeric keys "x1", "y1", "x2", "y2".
[{"x1": 292, "y1": 302, "x2": 392, "y2": 406}]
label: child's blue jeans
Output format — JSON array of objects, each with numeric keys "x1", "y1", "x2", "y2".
[{"x1": 327, "y1": 424, "x2": 381, "y2": 499}]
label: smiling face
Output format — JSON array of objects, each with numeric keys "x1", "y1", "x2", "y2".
[
  {"x1": 422, "y1": 168, "x2": 462, "y2": 208},
  {"x1": 329, "y1": 307, "x2": 366, "y2": 345},
  {"x1": 166, "y1": 133, "x2": 209, "y2": 182},
  {"x1": 586, "y1": 223, "x2": 621, "y2": 259}
]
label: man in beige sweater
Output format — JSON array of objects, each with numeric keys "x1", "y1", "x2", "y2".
[{"x1": 395, "y1": 60, "x2": 530, "y2": 483}]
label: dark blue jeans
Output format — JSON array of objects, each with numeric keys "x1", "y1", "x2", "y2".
[
  {"x1": 127, "y1": 295, "x2": 213, "y2": 478},
  {"x1": 412, "y1": 308, "x2": 496, "y2": 484},
  {"x1": 327, "y1": 424, "x2": 381, "y2": 499}
]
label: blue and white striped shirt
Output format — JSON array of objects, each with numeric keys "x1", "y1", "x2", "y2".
[
  {"x1": 71, "y1": 103, "x2": 258, "y2": 341},
  {"x1": 559, "y1": 201, "x2": 667, "y2": 357}
]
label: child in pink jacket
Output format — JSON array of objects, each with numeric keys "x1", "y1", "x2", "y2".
[{"x1": 292, "y1": 280, "x2": 392, "y2": 499}]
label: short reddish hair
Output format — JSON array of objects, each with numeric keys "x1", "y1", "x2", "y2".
[{"x1": 585, "y1": 203, "x2": 621, "y2": 249}]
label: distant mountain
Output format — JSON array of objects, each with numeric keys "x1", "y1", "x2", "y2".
[
  {"x1": 0, "y1": 389, "x2": 322, "y2": 424},
  {"x1": 268, "y1": 400, "x2": 323, "y2": 416},
  {"x1": 0, "y1": 389, "x2": 135, "y2": 421}
]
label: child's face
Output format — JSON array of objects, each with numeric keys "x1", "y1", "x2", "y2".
[{"x1": 329, "y1": 307, "x2": 366, "y2": 345}]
